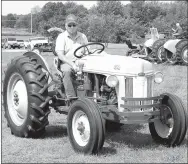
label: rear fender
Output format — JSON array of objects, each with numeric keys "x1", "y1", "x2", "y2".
[{"x1": 163, "y1": 39, "x2": 181, "y2": 54}]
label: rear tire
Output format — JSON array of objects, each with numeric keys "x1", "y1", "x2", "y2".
[
  {"x1": 3, "y1": 55, "x2": 50, "y2": 138},
  {"x1": 67, "y1": 98, "x2": 105, "y2": 154},
  {"x1": 149, "y1": 93, "x2": 187, "y2": 146},
  {"x1": 176, "y1": 40, "x2": 188, "y2": 66}
]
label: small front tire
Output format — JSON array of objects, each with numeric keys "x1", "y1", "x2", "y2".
[
  {"x1": 149, "y1": 93, "x2": 187, "y2": 147},
  {"x1": 67, "y1": 98, "x2": 105, "y2": 154}
]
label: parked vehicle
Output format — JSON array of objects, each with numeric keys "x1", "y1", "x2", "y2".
[
  {"x1": 24, "y1": 40, "x2": 30, "y2": 49},
  {"x1": 3, "y1": 37, "x2": 20, "y2": 49},
  {"x1": 28, "y1": 37, "x2": 52, "y2": 52},
  {"x1": 17, "y1": 40, "x2": 25, "y2": 48},
  {"x1": 3, "y1": 42, "x2": 187, "y2": 154},
  {"x1": 2, "y1": 38, "x2": 6, "y2": 48}
]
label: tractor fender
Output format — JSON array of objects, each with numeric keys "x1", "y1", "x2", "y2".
[
  {"x1": 23, "y1": 51, "x2": 51, "y2": 73},
  {"x1": 163, "y1": 39, "x2": 181, "y2": 54},
  {"x1": 144, "y1": 38, "x2": 155, "y2": 48}
]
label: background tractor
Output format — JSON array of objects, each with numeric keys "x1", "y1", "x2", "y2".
[
  {"x1": 126, "y1": 28, "x2": 167, "y2": 63},
  {"x1": 162, "y1": 31, "x2": 188, "y2": 65}
]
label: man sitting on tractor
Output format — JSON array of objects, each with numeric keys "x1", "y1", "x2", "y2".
[
  {"x1": 172, "y1": 23, "x2": 183, "y2": 37},
  {"x1": 55, "y1": 14, "x2": 88, "y2": 98}
]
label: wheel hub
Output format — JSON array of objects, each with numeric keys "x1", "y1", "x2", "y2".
[
  {"x1": 72, "y1": 110, "x2": 90, "y2": 146},
  {"x1": 154, "y1": 106, "x2": 174, "y2": 138},
  {"x1": 77, "y1": 121, "x2": 85, "y2": 135},
  {"x1": 7, "y1": 73, "x2": 28, "y2": 126},
  {"x1": 13, "y1": 91, "x2": 19, "y2": 106}
]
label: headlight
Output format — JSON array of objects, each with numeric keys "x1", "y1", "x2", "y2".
[
  {"x1": 154, "y1": 72, "x2": 163, "y2": 84},
  {"x1": 106, "y1": 75, "x2": 119, "y2": 87}
]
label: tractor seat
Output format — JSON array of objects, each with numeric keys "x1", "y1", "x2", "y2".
[
  {"x1": 125, "y1": 39, "x2": 138, "y2": 49},
  {"x1": 53, "y1": 57, "x2": 62, "y2": 75}
]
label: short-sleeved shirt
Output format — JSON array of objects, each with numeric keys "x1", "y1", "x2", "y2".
[
  {"x1": 176, "y1": 26, "x2": 183, "y2": 34},
  {"x1": 55, "y1": 30, "x2": 88, "y2": 62}
]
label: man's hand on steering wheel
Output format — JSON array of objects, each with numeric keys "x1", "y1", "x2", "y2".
[{"x1": 74, "y1": 42, "x2": 105, "y2": 59}]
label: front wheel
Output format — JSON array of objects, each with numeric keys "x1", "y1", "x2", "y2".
[
  {"x1": 149, "y1": 93, "x2": 187, "y2": 147},
  {"x1": 67, "y1": 98, "x2": 105, "y2": 154}
]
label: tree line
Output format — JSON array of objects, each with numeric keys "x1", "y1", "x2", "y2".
[{"x1": 2, "y1": 1, "x2": 188, "y2": 43}]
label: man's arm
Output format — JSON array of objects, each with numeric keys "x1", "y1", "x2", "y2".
[{"x1": 56, "y1": 50, "x2": 77, "y2": 70}]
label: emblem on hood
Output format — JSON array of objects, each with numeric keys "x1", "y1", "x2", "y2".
[{"x1": 114, "y1": 65, "x2": 120, "y2": 70}]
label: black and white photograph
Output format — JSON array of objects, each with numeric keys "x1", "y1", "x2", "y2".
[{"x1": 1, "y1": 0, "x2": 187, "y2": 163}]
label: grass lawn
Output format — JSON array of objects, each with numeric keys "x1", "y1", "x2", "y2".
[{"x1": 1, "y1": 45, "x2": 187, "y2": 163}]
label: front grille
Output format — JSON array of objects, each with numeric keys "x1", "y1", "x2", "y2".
[
  {"x1": 125, "y1": 78, "x2": 133, "y2": 98},
  {"x1": 125, "y1": 78, "x2": 138, "y2": 111},
  {"x1": 124, "y1": 76, "x2": 153, "y2": 111},
  {"x1": 142, "y1": 76, "x2": 153, "y2": 106}
]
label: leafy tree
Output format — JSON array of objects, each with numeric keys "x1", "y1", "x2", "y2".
[
  {"x1": 92, "y1": 0, "x2": 124, "y2": 16},
  {"x1": 4, "y1": 13, "x2": 16, "y2": 28},
  {"x1": 14, "y1": 15, "x2": 29, "y2": 28}
]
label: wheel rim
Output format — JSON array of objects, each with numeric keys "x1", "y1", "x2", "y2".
[
  {"x1": 182, "y1": 48, "x2": 188, "y2": 63},
  {"x1": 154, "y1": 106, "x2": 174, "y2": 138},
  {"x1": 7, "y1": 73, "x2": 28, "y2": 126},
  {"x1": 167, "y1": 52, "x2": 176, "y2": 63},
  {"x1": 72, "y1": 110, "x2": 90, "y2": 147},
  {"x1": 157, "y1": 46, "x2": 163, "y2": 61}
]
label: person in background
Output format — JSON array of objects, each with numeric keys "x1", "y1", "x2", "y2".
[{"x1": 172, "y1": 23, "x2": 183, "y2": 37}]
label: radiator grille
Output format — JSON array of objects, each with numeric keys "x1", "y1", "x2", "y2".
[
  {"x1": 125, "y1": 78, "x2": 133, "y2": 98},
  {"x1": 124, "y1": 76, "x2": 153, "y2": 111},
  {"x1": 142, "y1": 76, "x2": 153, "y2": 106}
]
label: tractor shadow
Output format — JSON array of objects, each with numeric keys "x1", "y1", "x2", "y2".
[
  {"x1": 44, "y1": 124, "x2": 68, "y2": 138},
  {"x1": 103, "y1": 124, "x2": 188, "y2": 152}
]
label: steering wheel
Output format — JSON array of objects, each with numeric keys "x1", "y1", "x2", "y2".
[{"x1": 74, "y1": 42, "x2": 105, "y2": 58}]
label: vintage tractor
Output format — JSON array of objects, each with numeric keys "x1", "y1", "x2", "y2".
[
  {"x1": 127, "y1": 28, "x2": 167, "y2": 63},
  {"x1": 162, "y1": 31, "x2": 188, "y2": 65},
  {"x1": 3, "y1": 42, "x2": 187, "y2": 154}
]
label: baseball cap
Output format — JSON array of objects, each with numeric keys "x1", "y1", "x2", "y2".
[{"x1": 66, "y1": 14, "x2": 78, "y2": 25}]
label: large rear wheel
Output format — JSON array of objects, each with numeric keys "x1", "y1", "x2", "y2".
[
  {"x1": 3, "y1": 55, "x2": 50, "y2": 137},
  {"x1": 176, "y1": 40, "x2": 188, "y2": 66},
  {"x1": 149, "y1": 93, "x2": 187, "y2": 147}
]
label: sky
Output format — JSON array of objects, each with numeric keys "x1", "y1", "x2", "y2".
[{"x1": 2, "y1": 1, "x2": 131, "y2": 16}]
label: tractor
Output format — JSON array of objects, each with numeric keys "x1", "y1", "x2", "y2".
[
  {"x1": 3, "y1": 42, "x2": 187, "y2": 154},
  {"x1": 126, "y1": 28, "x2": 167, "y2": 63},
  {"x1": 162, "y1": 31, "x2": 188, "y2": 65}
]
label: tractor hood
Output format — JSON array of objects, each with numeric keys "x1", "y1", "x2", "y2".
[{"x1": 80, "y1": 51, "x2": 153, "y2": 76}]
